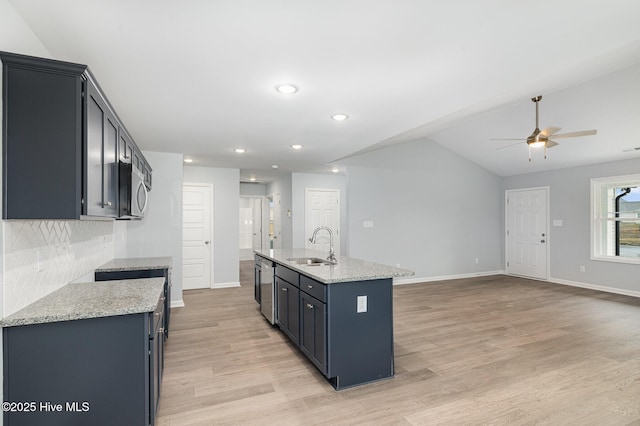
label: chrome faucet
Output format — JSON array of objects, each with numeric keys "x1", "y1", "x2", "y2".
[{"x1": 309, "y1": 226, "x2": 336, "y2": 262}]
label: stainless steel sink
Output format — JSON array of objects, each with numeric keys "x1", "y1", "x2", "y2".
[{"x1": 287, "y1": 257, "x2": 337, "y2": 266}]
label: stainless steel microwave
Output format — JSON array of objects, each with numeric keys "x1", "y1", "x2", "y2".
[{"x1": 118, "y1": 162, "x2": 148, "y2": 219}]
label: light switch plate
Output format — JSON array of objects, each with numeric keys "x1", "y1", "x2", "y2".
[
  {"x1": 362, "y1": 221, "x2": 374, "y2": 228},
  {"x1": 357, "y1": 295, "x2": 367, "y2": 313},
  {"x1": 553, "y1": 219, "x2": 563, "y2": 227}
]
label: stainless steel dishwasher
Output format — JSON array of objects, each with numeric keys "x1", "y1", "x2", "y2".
[{"x1": 259, "y1": 257, "x2": 276, "y2": 324}]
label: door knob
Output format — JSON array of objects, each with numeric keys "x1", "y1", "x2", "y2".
[
  {"x1": 541, "y1": 239, "x2": 546, "y2": 243},
  {"x1": 204, "y1": 240, "x2": 210, "y2": 245}
]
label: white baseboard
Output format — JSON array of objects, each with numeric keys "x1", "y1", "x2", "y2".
[
  {"x1": 212, "y1": 281, "x2": 241, "y2": 289},
  {"x1": 394, "y1": 270, "x2": 506, "y2": 286},
  {"x1": 170, "y1": 300, "x2": 185, "y2": 308},
  {"x1": 549, "y1": 277, "x2": 640, "y2": 298}
]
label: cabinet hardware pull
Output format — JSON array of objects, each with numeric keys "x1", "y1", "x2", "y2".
[
  {"x1": 282, "y1": 288, "x2": 287, "y2": 292},
  {"x1": 308, "y1": 285, "x2": 313, "y2": 289},
  {"x1": 306, "y1": 304, "x2": 314, "y2": 309},
  {"x1": 103, "y1": 201, "x2": 112, "y2": 207}
]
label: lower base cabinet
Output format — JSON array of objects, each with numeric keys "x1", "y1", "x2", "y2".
[
  {"x1": 276, "y1": 277, "x2": 299, "y2": 345},
  {"x1": 3, "y1": 301, "x2": 163, "y2": 426},
  {"x1": 271, "y1": 263, "x2": 394, "y2": 390},
  {"x1": 300, "y1": 292, "x2": 327, "y2": 375}
]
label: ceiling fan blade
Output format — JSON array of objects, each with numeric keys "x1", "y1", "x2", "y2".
[
  {"x1": 490, "y1": 138, "x2": 525, "y2": 141},
  {"x1": 552, "y1": 129, "x2": 597, "y2": 139},
  {"x1": 496, "y1": 141, "x2": 523, "y2": 151},
  {"x1": 541, "y1": 126, "x2": 561, "y2": 137},
  {"x1": 546, "y1": 140, "x2": 559, "y2": 148}
]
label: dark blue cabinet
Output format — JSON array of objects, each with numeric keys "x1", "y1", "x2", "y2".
[
  {"x1": 276, "y1": 277, "x2": 300, "y2": 345},
  {"x1": 3, "y1": 302, "x2": 164, "y2": 426},
  {"x1": 0, "y1": 51, "x2": 151, "y2": 219},
  {"x1": 268, "y1": 262, "x2": 394, "y2": 390}
]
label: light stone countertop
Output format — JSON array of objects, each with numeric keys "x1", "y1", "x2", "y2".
[
  {"x1": 95, "y1": 256, "x2": 173, "y2": 273},
  {"x1": 2, "y1": 278, "x2": 165, "y2": 327},
  {"x1": 254, "y1": 248, "x2": 414, "y2": 284}
]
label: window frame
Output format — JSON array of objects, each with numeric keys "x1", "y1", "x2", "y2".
[{"x1": 590, "y1": 174, "x2": 640, "y2": 265}]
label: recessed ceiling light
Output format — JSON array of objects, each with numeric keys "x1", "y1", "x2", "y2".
[
  {"x1": 331, "y1": 114, "x2": 349, "y2": 121},
  {"x1": 184, "y1": 158, "x2": 193, "y2": 163},
  {"x1": 234, "y1": 148, "x2": 246, "y2": 154},
  {"x1": 272, "y1": 165, "x2": 279, "y2": 169},
  {"x1": 249, "y1": 177, "x2": 256, "y2": 182},
  {"x1": 291, "y1": 144, "x2": 303, "y2": 150},
  {"x1": 276, "y1": 84, "x2": 298, "y2": 94},
  {"x1": 331, "y1": 167, "x2": 340, "y2": 173}
]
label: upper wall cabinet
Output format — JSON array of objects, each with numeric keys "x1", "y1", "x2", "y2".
[{"x1": 0, "y1": 51, "x2": 152, "y2": 220}]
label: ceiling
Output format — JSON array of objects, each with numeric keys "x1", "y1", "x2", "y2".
[{"x1": 8, "y1": 0, "x2": 640, "y2": 180}]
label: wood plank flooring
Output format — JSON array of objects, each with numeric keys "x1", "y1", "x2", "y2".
[{"x1": 157, "y1": 263, "x2": 640, "y2": 425}]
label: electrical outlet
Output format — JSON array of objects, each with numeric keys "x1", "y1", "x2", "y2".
[
  {"x1": 357, "y1": 295, "x2": 367, "y2": 313},
  {"x1": 475, "y1": 257, "x2": 480, "y2": 264},
  {"x1": 579, "y1": 265, "x2": 586, "y2": 272}
]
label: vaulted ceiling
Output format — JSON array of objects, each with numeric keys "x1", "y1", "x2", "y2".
[{"x1": 8, "y1": 0, "x2": 640, "y2": 180}]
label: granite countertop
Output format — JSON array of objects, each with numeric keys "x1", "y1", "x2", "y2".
[
  {"x1": 95, "y1": 256, "x2": 173, "y2": 273},
  {"x1": 254, "y1": 248, "x2": 414, "y2": 284},
  {"x1": 2, "y1": 278, "x2": 165, "y2": 327}
]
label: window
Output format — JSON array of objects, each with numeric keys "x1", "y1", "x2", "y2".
[{"x1": 591, "y1": 174, "x2": 640, "y2": 263}]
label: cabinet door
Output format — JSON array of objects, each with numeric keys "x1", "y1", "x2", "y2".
[
  {"x1": 276, "y1": 277, "x2": 288, "y2": 330},
  {"x1": 254, "y1": 266, "x2": 261, "y2": 304},
  {"x1": 150, "y1": 311, "x2": 164, "y2": 426},
  {"x1": 85, "y1": 82, "x2": 118, "y2": 217},
  {"x1": 276, "y1": 278, "x2": 299, "y2": 345},
  {"x1": 103, "y1": 114, "x2": 119, "y2": 216},
  {"x1": 300, "y1": 292, "x2": 327, "y2": 374},
  {"x1": 85, "y1": 84, "x2": 105, "y2": 217},
  {"x1": 133, "y1": 150, "x2": 142, "y2": 171},
  {"x1": 119, "y1": 130, "x2": 134, "y2": 163},
  {"x1": 144, "y1": 160, "x2": 153, "y2": 189}
]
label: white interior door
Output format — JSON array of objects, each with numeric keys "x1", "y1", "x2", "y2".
[
  {"x1": 182, "y1": 184, "x2": 213, "y2": 290},
  {"x1": 506, "y1": 188, "x2": 548, "y2": 280},
  {"x1": 251, "y1": 198, "x2": 262, "y2": 250},
  {"x1": 273, "y1": 193, "x2": 282, "y2": 249},
  {"x1": 305, "y1": 189, "x2": 340, "y2": 255}
]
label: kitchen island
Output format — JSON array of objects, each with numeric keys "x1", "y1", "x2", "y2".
[
  {"x1": 2, "y1": 278, "x2": 166, "y2": 426},
  {"x1": 254, "y1": 248, "x2": 413, "y2": 390}
]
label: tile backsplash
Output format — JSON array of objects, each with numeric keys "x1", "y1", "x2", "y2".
[{"x1": 3, "y1": 220, "x2": 115, "y2": 316}]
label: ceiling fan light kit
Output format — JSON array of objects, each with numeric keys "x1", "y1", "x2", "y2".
[{"x1": 492, "y1": 95, "x2": 597, "y2": 162}]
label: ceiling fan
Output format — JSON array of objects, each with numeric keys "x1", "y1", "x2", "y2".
[{"x1": 491, "y1": 95, "x2": 597, "y2": 161}]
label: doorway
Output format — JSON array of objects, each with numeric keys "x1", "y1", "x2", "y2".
[
  {"x1": 182, "y1": 183, "x2": 213, "y2": 290},
  {"x1": 239, "y1": 196, "x2": 263, "y2": 260},
  {"x1": 305, "y1": 188, "x2": 340, "y2": 255},
  {"x1": 267, "y1": 193, "x2": 282, "y2": 249},
  {"x1": 505, "y1": 187, "x2": 549, "y2": 280}
]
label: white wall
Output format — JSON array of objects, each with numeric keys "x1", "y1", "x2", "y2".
[
  {"x1": 267, "y1": 174, "x2": 293, "y2": 249},
  {"x1": 120, "y1": 151, "x2": 184, "y2": 306},
  {"x1": 344, "y1": 137, "x2": 503, "y2": 281},
  {"x1": 292, "y1": 173, "x2": 348, "y2": 253},
  {"x1": 0, "y1": 0, "x2": 52, "y2": 58},
  {"x1": 183, "y1": 166, "x2": 240, "y2": 286},
  {"x1": 502, "y1": 157, "x2": 640, "y2": 295}
]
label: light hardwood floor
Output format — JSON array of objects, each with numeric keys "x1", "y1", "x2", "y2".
[{"x1": 157, "y1": 262, "x2": 640, "y2": 425}]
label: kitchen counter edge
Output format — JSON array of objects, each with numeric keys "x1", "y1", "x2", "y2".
[
  {"x1": 95, "y1": 256, "x2": 173, "y2": 273},
  {"x1": 254, "y1": 248, "x2": 414, "y2": 284},
  {"x1": 2, "y1": 278, "x2": 165, "y2": 328}
]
